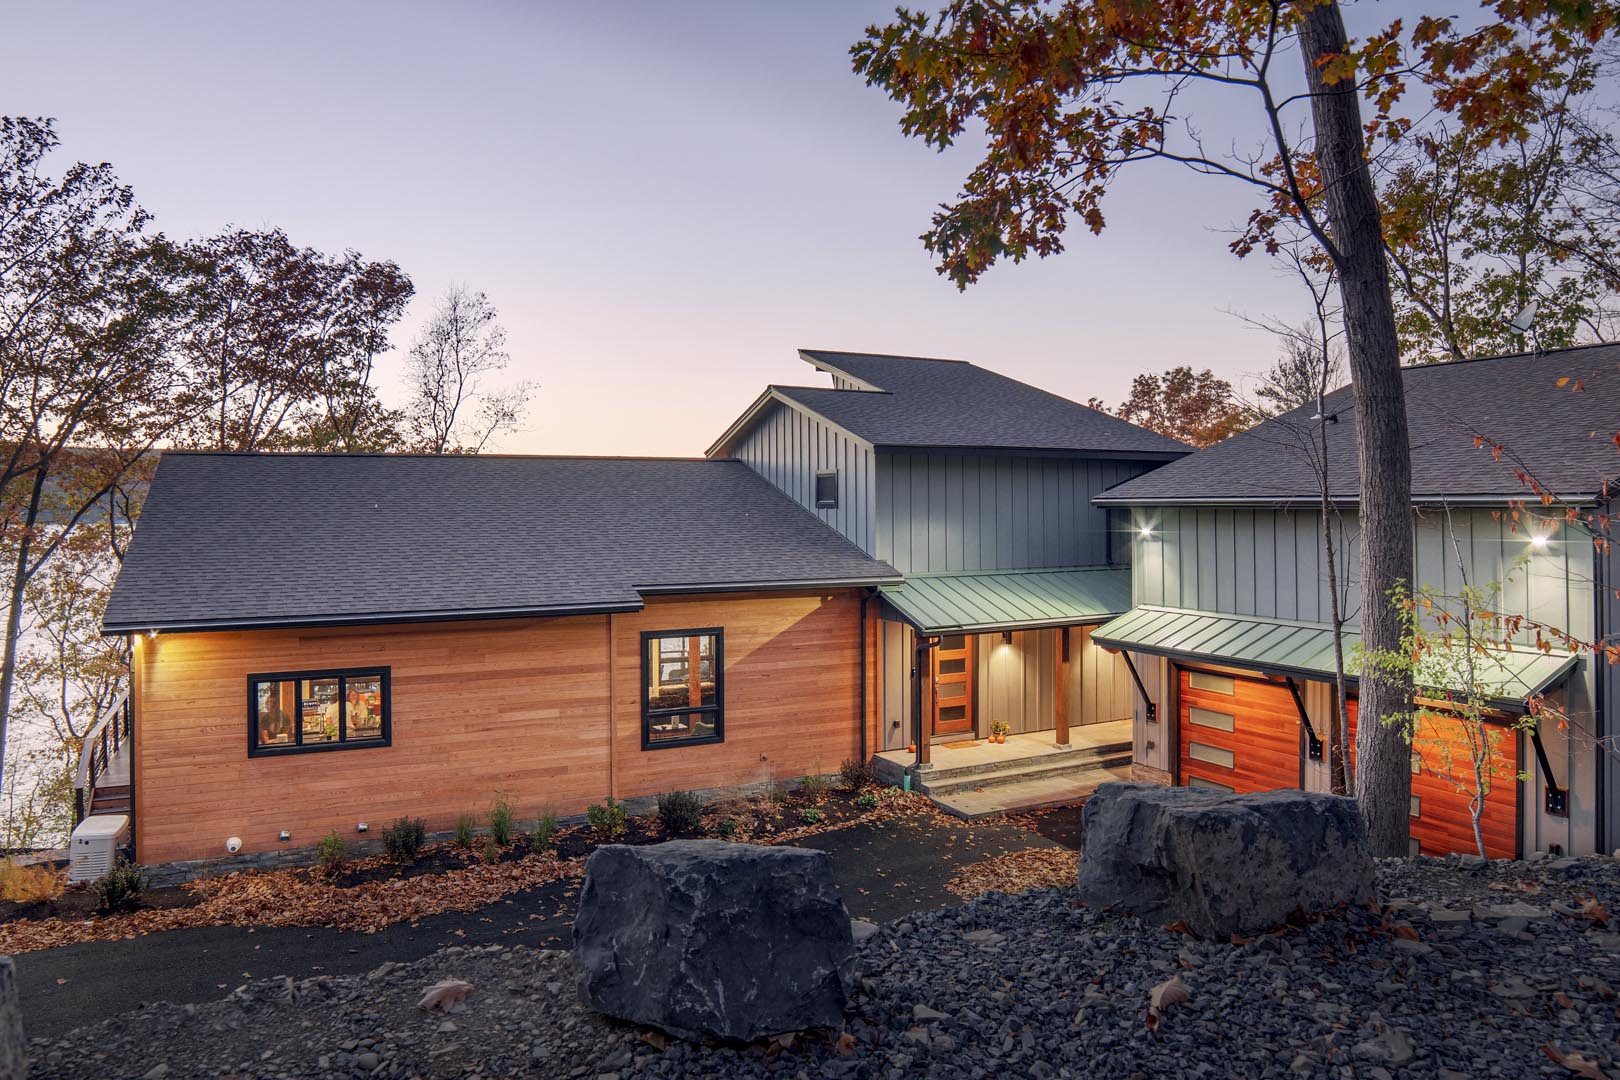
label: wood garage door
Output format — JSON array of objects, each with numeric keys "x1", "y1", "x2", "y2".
[
  {"x1": 1177, "y1": 669, "x2": 1301, "y2": 793},
  {"x1": 1347, "y1": 699, "x2": 1519, "y2": 859}
]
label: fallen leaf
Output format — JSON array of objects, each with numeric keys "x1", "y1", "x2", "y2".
[
  {"x1": 1542, "y1": 1043, "x2": 1607, "y2": 1079},
  {"x1": 1148, "y1": 973, "x2": 1191, "y2": 1027},
  {"x1": 417, "y1": 979, "x2": 474, "y2": 1012},
  {"x1": 640, "y1": 1030, "x2": 666, "y2": 1051},
  {"x1": 834, "y1": 1031, "x2": 857, "y2": 1055}
]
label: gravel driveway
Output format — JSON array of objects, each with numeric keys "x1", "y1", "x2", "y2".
[{"x1": 28, "y1": 852, "x2": 1620, "y2": 1079}]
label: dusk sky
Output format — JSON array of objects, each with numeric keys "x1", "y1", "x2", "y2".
[{"x1": 7, "y1": 1, "x2": 1312, "y2": 456}]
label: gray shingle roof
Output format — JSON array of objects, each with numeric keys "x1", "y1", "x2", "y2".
[
  {"x1": 1098, "y1": 344, "x2": 1620, "y2": 504},
  {"x1": 767, "y1": 350, "x2": 1190, "y2": 456},
  {"x1": 103, "y1": 454, "x2": 900, "y2": 634}
]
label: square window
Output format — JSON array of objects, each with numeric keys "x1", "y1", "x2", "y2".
[
  {"x1": 642, "y1": 629, "x2": 723, "y2": 749},
  {"x1": 814, "y1": 472, "x2": 838, "y2": 509}
]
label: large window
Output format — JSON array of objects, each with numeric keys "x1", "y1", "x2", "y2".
[
  {"x1": 641, "y1": 629, "x2": 723, "y2": 749},
  {"x1": 249, "y1": 667, "x2": 390, "y2": 756}
]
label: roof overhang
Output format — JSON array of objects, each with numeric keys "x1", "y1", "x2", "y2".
[
  {"x1": 705, "y1": 386, "x2": 877, "y2": 459},
  {"x1": 1090, "y1": 605, "x2": 1581, "y2": 714},
  {"x1": 878, "y1": 566, "x2": 1131, "y2": 635}
]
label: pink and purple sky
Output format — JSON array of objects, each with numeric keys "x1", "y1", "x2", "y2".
[{"x1": 7, "y1": 1, "x2": 1313, "y2": 455}]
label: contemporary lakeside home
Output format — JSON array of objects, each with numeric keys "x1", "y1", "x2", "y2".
[
  {"x1": 75, "y1": 344, "x2": 1616, "y2": 871},
  {"x1": 1091, "y1": 344, "x2": 1620, "y2": 858}
]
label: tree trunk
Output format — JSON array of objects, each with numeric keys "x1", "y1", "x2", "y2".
[
  {"x1": 1299, "y1": 2, "x2": 1415, "y2": 856},
  {"x1": 0, "y1": 466, "x2": 47, "y2": 797}
]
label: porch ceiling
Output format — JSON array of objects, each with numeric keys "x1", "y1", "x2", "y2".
[
  {"x1": 878, "y1": 566, "x2": 1130, "y2": 634},
  {"x1": 1091, "y1": 605, "x2": 1580, "y2": 713}
]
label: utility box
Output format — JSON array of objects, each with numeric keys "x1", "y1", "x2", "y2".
[{"x1": 68, "y1": 814, "x2": 129, "y2": 883}]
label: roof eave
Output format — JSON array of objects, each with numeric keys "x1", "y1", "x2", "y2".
[
  {"x1": 706, "y1": 387, "x2": 877, "y2": 459},
  {"x1": 102, "y1": 599, "x2": 647, "y2": 637}
]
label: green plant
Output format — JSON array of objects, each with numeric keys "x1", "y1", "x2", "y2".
[
  {"x1": 856, "y1": 792, "x2": 880, "y2": 810},
  {"x1": 586, "y1": 796, "x2": 627, "y2": 841},
  {"x1": 799, "y1": 807, "x2": 825, "y2": 825},
  {"x1": 489, "y1": 797, "x2": 515, "y2": 846},
  {"x1": 656, "y1": 790, "x2": 704, "y2": 835},
  {"x1": 990, "y1": 720, "x2": 1010, "y2": 738},
  {"x1": 482, "y1": 836, "x2": 499, "y2": 864},
  {"x1": 453, "y1": 812, "x2": 478, "y2": 850},
  {"x1": 717, "y1": 817, "x2": 738, "y2": 839},
  {"x1": 532, "y1": 808, "x2": 559, "y2": 851},
  {"x1": 316, "y1": 830, "x2": 346, "y2": 877},
  {"x1": 839, "y1": 757, "x2": 874, "y2": 792},
  {"x1": 800, "y1": 773, "x2": 829, "y2": 795},
  {"x1": 768, "y1": 781, "x2": 789, "y2": 804},
  {"x1": 95, "y1": 860, "x2": 147, "y2": 914},
  {"x1": 382, "y1": 817, "x2": 426, "y2": 862}
]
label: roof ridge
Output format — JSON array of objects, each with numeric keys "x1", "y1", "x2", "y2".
[
  {"x1": 799, "y1": 348, "x2": 971, "y2": 365},
  {"x1": 160, "y1": 451, "x2": 730, "y2": 463}
]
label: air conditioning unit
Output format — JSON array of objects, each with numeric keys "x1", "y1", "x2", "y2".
[{"x1": 68, "y1": 814, "x2": 130, "y2": 883}]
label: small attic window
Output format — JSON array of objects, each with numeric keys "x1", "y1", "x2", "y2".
[{"x1": 814, "y1": 471, "x2": 839, "y2": 509}]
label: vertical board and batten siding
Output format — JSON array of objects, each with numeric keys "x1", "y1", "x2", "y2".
[
  {"x1": 879, "y1": 619, "x2": 915, "y2": 751},
  {"x1": 729, "y1": 400, "x2": 877, "y2": 553},
  {"x1": 133, "y1": 591, "x2": 864, "y2": 865},
  {"x1": 1602, "y1": 498, "x2": 1620, "y2": 853},
  {"x1": 876, "y1": 453, "x2": 1154, "y2": 574},
  {"x1": 1126, "y1": 502, "x2": 1602, "y2": 854}
]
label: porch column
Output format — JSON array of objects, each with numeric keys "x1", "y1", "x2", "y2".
[{"x1": 1054, "y1": 627, "x2": 1071, "y2": 746}]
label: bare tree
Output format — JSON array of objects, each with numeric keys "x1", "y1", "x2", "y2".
[{"x1": 404, "y1": 285, "x2": 533, "y2": 454}]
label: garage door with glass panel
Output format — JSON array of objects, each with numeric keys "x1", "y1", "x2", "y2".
[{"x1": 1177, "y1": 669, "x2": 1301, "y2": 793}]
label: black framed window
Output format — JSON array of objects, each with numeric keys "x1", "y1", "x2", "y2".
[
  {"x1": 642, "y1": 629, "x2": 723, "y2": 749},
  {"x1": 249, "y1": 667, "x2": 390, "y2": 757},
  {"x1": 814, "y1": 471, "x2": 839, "y2": 509}
]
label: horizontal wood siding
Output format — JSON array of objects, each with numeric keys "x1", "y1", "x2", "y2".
[
  {"x1": 878, "y1": 453, "x2": 1154, "y2": 574},
  {"x1": 133, "y1": 591, "x2": 863, "y2": 865},
  {"x1": 730, "y1": 400, "x2": 876, "y2": 553}
]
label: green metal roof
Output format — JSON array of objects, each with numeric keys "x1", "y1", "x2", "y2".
[
  {"x1": 1091, "y1": 606, "x2": 1580, "y2": 712},
  {"x1": 878, "y1": 566, "x2": 1131, "y2": 634}
]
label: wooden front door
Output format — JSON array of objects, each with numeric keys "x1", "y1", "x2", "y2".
[{"x1": 932, "y1": 633, "x2": 976, "y2": 737}]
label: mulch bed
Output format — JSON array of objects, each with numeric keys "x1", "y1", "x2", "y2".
[
  {"x1": 944, "y1": 846, "x2": 1080, "y2": 899},
  {"x1": 0, "y1": 784, "x2": 923, "y2": 955}
]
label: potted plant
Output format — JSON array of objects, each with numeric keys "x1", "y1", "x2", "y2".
[{"x1": 990, "y1": 720, "x2": 1010, "y2": 744}]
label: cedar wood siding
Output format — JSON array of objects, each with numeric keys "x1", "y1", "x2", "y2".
[
  {"x1": 1125, "y1": 504, "x2": 1601, "y2": 855},
  {"x1": 132, "y1": 590, "x2": 866, "y2": 865},
  {"x1": 1603, "y1": 497, "x2": 1619, "y2": 853},
  {"x1": 729, "y1": 401, "x2": 877, "y2": 554}
]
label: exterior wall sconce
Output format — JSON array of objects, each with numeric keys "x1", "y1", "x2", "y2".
[
  {"x1": 278, "y1": 830, "x2": 291, "y2": 842},
  {"x1": 1529, "y1": 532, "x2": 1550, "y2": 550},
  {"x1": 1002, "y1": 631, "x2": 1013, "y2": 644}
]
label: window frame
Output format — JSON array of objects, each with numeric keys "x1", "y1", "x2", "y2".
[
  {"x1": 814, "y1": 471, "x2": 839, "y2": 509},
  {"x1": 640, "y1": 627, "x2": 724, "y2": 751},
  {"x1": 246, "y1": 666, "x2": 392, "y2": 758}
]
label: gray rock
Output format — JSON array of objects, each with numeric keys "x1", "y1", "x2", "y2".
[
  {"x1": 851, "y1": 919, "x2": 880, "y2": 944},
  {"x1": 573, "y1": 840, "x2": 854, "y2": 1042},
  {"x1": 1075, "y1": 783, "x2": 1375, "y2": 938},
  {"x1": 0, "y1": 958, "x2": 24, "y2": 1080}
]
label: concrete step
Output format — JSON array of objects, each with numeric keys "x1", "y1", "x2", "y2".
[
  {"x1": 918, "y1": 739, "x2": 1130, "y2": 783},
  {"x1": 929, "y1": 762, "x2": 1132, "y2": 819},
  {"x1": 921, "y1": 749, "x2": 1132, "y2": 796}
]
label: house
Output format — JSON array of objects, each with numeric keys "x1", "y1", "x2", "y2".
[
  {"x1": 95, "y1": 454, "x2": 901, "y2": 866},
  {"x1": 709, "y1": 350, "x2": 1191, "y2": 812},
  {"x1": 1090, "y1": 344, "x2": 1620, "y2": 857}
]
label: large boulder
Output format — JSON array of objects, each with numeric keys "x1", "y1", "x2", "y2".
[
  {"x1": 1076, "y1": 783, "x2": 1374, "y2": 938},
  {"x1": 574, "y1": 840, "x2": 855, "y2": 1042},
  {"x1": 0, "y1": 957, "x2": 25, "y2": 1080}
]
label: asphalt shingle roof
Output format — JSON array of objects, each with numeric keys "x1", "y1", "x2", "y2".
[
  {"x1": 103, "y1": 454, "x2": 900, "y2": 634},
  {"x1": 771, "y1": 350, "x2": 1190, "y2": 456},
  {"x1": 1098, "y1": 344, "x2": 1620, "y2": 504}
]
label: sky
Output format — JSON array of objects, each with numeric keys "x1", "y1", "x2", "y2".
[{"x1": 5, "y1": 1, "x2": 1314, "y2": 456}]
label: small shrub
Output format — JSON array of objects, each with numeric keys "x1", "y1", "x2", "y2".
[
  {"x1": 482, "y1": 835, "x2": 499, "y2": 864},
  {"x1": 799, "y1": 807, "x2": 825, "y2": 825},
  {"x1": 0, "y1": 859, "x2": 63, "y2": 904},
  {"x1": 532, "y1": 808, "x2": 559, "y2": 851},
  {"x1": 768, "y1": 781, "x2": 789, "y2": 804},
  {"x1": 839, "y1": 757, "x2": 874, "y2": 792},
  {"x1": 490, "y1": 797, "x2": 515, "y2": 847},
  {"x1": 453, "y1": 812, "x2": 478, "y2": 850},
  {"x1": 95, "y1": 860, "x2": 146, "y2": 914},
  {"x1": 856, "y1": 792, "x2": 880, "y2": 810},
  {"x1": 382, "y1": 817, "x2": 426, "y2": 862},
  {"x1": 316, "y1": 831, "x2": 346, "y2": 877},
  {"x1": 717, "y1": 817, "x2": 738, "y2": 839},
  {"x1": 586, "y1": 796, "x2": 627, "y2": 841},
  {"x1": 657, "y1": 790, "x2": 704, "y2": 835},
  {"x1": 800, "y1": 773, "x2": 829, "y2": 795}
]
